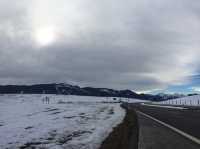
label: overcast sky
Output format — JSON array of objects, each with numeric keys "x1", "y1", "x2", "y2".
[{"x1": 0, "y1": 0, "x2": 200, "y2": 93}]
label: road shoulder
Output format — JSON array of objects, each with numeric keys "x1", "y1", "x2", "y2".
[{"x1": 99, "y1": 104, "x2": 139, "y2": 149}]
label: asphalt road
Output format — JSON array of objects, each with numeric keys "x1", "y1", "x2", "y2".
[{"x1": 129, "y1": 103, "x2": 200, "y2": 149}]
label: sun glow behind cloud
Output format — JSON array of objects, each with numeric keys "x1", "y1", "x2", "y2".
[
  {"x1": 33, "y1": 26, "x2": 57, "y2": 46},
  {"x1": 29, "y1": 0, "x2": 91, "y2": 47}
]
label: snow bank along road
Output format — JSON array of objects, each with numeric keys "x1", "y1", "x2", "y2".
[
  {"x1": 129, "y1": 103, "x2": 200, "y2": 149},
  {"x1": 0, "y1": 94, "x2": 125, "y2": 149}
]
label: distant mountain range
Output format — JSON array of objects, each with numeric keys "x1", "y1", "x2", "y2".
[{"x1": 0, "y1": 83, "x2": 191, "y2": 101}]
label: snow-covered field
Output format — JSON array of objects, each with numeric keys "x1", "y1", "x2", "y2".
[
  {"x1": 0, "y1": 94, "x2": 125, "y2": 149},
  {"x1": 121, "y1": 98, "x2": 149, "y2": 103},
  {"x1": 157, "y1": 94, "x2": 200, "y2": 107}
]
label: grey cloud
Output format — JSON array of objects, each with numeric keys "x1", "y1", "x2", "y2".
[{"x1": 0, "y1": 0, "x2": 200, "y2": 92}]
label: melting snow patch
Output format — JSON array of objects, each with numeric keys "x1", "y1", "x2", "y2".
[{"x1": 0, "y1": 94, "x2": 125, "y2": 149}]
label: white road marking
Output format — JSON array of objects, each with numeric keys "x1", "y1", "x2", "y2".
[{"x1": 137, "y1": 111, "x2": 200, "y2": 145}]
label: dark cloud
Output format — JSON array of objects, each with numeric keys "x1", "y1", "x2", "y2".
[{"x1": 0, "y1": 0, "x2": 200, "y2": 92}]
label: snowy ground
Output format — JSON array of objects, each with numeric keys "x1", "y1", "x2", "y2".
[
  {"x1": 156, "y1": 94, "x2": 200, "y2": 107},
  {"x1": 121, "y1": 98, "x2": 149, "y2": 103},
  {"x1": 0, "y1": 94, "x2": 125, "y2": 149}
]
